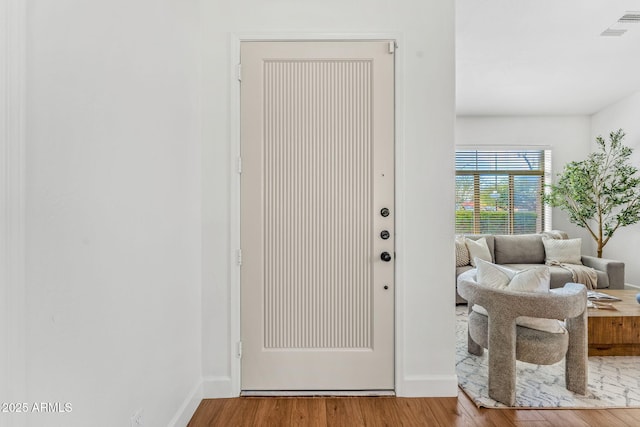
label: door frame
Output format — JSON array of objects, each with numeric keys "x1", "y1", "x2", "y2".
[{"x1": 229, "y1": 32, "x2": 405, "y2": 396}]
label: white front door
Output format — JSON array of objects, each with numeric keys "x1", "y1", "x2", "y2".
[{"x1": 240, "y1": 41, "x2": 395, "y2": 391}]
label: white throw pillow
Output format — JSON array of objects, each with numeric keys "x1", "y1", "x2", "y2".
[
  {"x1": 455, "y1": 236, "x2": 470, "y2": 267},
  {"x1": 541, "y1": 230, "x2": 567, "y2": 240},
  {"x1": 465, "y1": 237, "x2": 492, "y2": 267},
  {"x1": 472, "y1": 259, "x2": 565, "y2": 334},
  {"x1": 476, "y1": 258, "x2": 549, "y2": 293},
  {"x1": 475, "y1": 258, "x2": 513, "y2": 289},
  {"x1": 543, "y1": 238, "x2": 582, "y2": 265},
  {"x1": 508, "y1": 266, "x2": 550, "y2": 293}
]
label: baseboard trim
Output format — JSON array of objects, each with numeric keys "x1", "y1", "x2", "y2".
[
  {"x1": 168, "y1": 376, "x2": 237, "y2": 427},
  {"x1": 398, "y1": 374, "x2": 458, "y2": 397},
  {"x1": 168, "y1": 379, "x2": 203, "y2": 427},
  {"x1": 624, "y1": 283, "x2": 640, "y2": 291},
  {"x1": 241, "y1": 390, "x2": 396, "y2": 397},
  {"x1": 202, "y1": 375, "x2": 236, "y2": 398}
]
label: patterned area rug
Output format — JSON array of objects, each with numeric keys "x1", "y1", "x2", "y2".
[{"x1": 455, "y1": 306, "x2": 640, "y2": 408}]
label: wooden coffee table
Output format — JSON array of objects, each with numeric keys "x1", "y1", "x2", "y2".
[{"x1": 587, "y1": 289, "x2": 640, "y2": 356}]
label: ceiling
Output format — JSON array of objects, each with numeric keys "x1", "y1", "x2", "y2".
[{"x1": 456, "y1": 1, "x2": 640, "y2": 116}]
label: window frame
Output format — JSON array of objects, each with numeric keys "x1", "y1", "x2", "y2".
[{"x1": 455, "y1": 147, "x2": 552, "y2": 235}]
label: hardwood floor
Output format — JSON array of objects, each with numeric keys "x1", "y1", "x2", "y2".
[{"x1": 187, "y1": 390, "x2": 640, "y2": 426}]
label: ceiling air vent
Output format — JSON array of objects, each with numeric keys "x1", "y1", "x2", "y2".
[
  {"x1": 601, "y1": 12, "x2": 640, "y2": 36},
  {"x1": 618, "y1": 13, "x2": 640, "y2": 24},
  {"x1": 601, "y1": 28, "x2": 627, "y2": 37}
]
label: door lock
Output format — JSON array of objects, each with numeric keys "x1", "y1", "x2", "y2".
[{"x1": 380, "y1": 252, "x2": 392, "y2": 262}]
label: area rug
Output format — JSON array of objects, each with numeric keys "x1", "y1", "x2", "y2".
[{"x1": 455, "y1": 306, "x2": 640, "y2": 408}]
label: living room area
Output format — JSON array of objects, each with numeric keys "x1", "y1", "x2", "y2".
[
  {"x1": 454, "y1": 0, "x2": 640, "y2": 411},
  {"x1": 456, "y1": 0, "x2": 640, "y2": 287}
]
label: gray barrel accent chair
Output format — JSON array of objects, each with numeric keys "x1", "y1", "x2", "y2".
[{"x1": 458, "y1": 269, "x2": 588, "y2": 406}]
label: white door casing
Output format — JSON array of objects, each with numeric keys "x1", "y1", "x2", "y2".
[{"x1": 240, "y1": 41, "x2": 395, "y2": 390}]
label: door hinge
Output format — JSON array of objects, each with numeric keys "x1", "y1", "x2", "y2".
[
  {"x1": 236, "y1": 341, "x2": 243, "y2": 358},
  {"x1": 237, "y1": 64, "x2": 242, "y2": 81},
  {"x1": 236, "y1": 248, "x2": 242, "y2": 266},
  {"x1": 388, "y1": 41, "x2": 396, "y2": 54},
  {"x1": 237, "y1": 156, "x2": 242, "y2": 174}
]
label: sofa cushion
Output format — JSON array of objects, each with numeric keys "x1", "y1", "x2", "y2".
[
  {"x1": 500, "y1": 263, "x2": 610, "y2": 289},
  {"x1": 543, "y1": 238, "x2": 582, "y2": 265},
  {"x1": 593, "y1": 269, "x2": 609, "y2": 288},
  {"x1": 466, "y1": 237, "x2": 492, "y2": 267},
  {"x1": 493, "y1": 234, "x2": 545, "y2": 264}
]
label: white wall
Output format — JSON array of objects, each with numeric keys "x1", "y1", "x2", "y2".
[
  {"x1": 456, "y1": 116, "x2": 594, "y2": 248},
  {"x1": 9, "y1": 2, "x2": 456, "y2": 426},
  {"x1": 591, "y1": 91, "x2": 640, "y2": 285},
  {"x1": 201, "y1": 0, "x2": 457, "y2": 397},
  {"x1": 25, "y1": 1, "x2": 202, "y2": 426},
  {"x1": 1, "y1": 3, "x2": 28, "y2": 427}
]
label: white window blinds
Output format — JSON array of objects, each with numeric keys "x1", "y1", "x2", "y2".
[{"x1": 455, "y1": 149, "x2": 551, "y2": 235}]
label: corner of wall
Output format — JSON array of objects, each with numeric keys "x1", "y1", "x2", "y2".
[{"x1": 167, "y1": 379, "x2": 204, "y2": 427}]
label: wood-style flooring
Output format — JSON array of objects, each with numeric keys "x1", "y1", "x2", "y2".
[{"x1": 187, "y1": 390, "x2": 640, "y2": 426}]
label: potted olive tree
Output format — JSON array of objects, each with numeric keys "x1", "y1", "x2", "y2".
[{"x1": 544, "y1": 129, "x2": 640, "y2": 258}]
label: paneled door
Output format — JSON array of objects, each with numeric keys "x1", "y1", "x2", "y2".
[{"x1": 240, "y1": 41, "x2": 395, "y2": 390}]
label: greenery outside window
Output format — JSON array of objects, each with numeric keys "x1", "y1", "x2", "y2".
[{"x1": 455, "y1": 148, "x2": 551, "y2": 235}]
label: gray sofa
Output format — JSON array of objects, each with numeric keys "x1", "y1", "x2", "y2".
[{"x1": 456, "y1": 233, "x2": 625, "y2": 304}]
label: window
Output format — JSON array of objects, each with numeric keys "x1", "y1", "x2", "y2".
[{"x1": 455, "y1": 149, "x2": 551, "y2": 235}]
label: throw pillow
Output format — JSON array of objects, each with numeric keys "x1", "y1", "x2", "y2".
[
  {"x1": 455, "y1": 236, "x2": 470, "y2": 267},
  {"x1": 472, "y1": 259, "x2": 564, "y2": 334},
  {"x1": 475, "y1": 258, "x2": 549, "y2": 293},
  {"x1": 475, "y1": 258, "x2": 513, "y2": 289},
  {"x1": 543, "y1": 237, "x2": 582, "y2": 265},
  {"x1": 465, "y1": 237, "x2": 492, "y2": 267},
  {"x1": 541, "y1": 230, "x2": 568, "y2": 240},
  {"x1": 508, "y1": 266, "x2": 550, "y2": 293}
]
